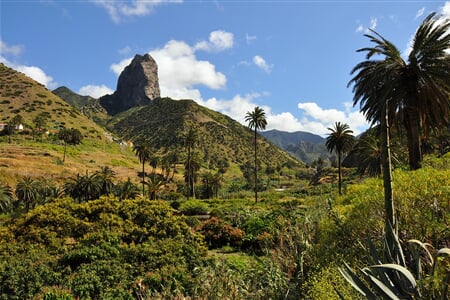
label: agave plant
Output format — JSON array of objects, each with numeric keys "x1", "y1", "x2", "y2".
[{"x1": 339, "y1": 222, "x2": 450, "y2": 299}]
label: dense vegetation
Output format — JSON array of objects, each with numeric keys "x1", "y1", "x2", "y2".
[{"x1": 0, "y1": 12, "x2": 449, "y2": 300}]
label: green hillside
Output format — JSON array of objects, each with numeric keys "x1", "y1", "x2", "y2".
[
  {"x1": 107, "y1": 97, "x2": 303, "y2": 170},
  {"x1": 0, "y1": 63, "x2": 140, "y2": 185},
  {"x1": 52, "y1": 86, "x2": 111, "y2": 127}
]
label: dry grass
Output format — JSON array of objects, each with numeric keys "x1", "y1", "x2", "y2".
[{"x1": 0, "y1": 140, "x2": 141, "y2": 186}]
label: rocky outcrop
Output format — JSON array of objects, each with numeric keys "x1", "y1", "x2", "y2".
[{"x1": 100, "y1": 54, "x2": 160, "y2": 115}]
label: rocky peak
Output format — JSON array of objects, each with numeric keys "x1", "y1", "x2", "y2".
[{"x1": 100, "y1": 53, "x2": 160, "y2": 115}]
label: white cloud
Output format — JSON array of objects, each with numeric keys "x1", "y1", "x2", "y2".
[
  {"x1": 0, "y1": 40, "x2": 23, "y2": 56},
  {"x1": 368, "y1": 17, "x2": 378, "y2": 32},
  {"x1": 195, "y1": 30, "x2": 234, "y2": 52},
  {"x1": 110, "y1": 32, "x2": 228, "y2": 100},
  {"x1": 16, "y1": 65, "x2": 57, "y2": 89},
  {"x1": 297, "y1": 102, "x2": 368, "y2": 136},
  {"x1": 441, "y1": 1, "x2": 450, "y2": 17},
  {"x1": 110, "y1": 57, "x2": 133, "y2": 75},
  {"x1": 78, "y1": 84, "x2": 114, "y2": 98},
  {"x1": 91, "y1": 0, "x2": 183, "y2": 23},
  {"x1": 246, "y1": 33, "x2": 257, "y2": 44},
  {"x1": 355, "y1": 17, "x2": 378, "y2": 34},
  {"x1": 197, "y1": 92, "x2": 368, "y2": 136},
  {"x1": 415, "y1": 7, "x2": 426, "y2": 19},
  {"x1": 253, "y1": 55, "x2": 273, "y2": 73}
]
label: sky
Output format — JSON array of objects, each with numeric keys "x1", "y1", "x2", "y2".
[{"x1": 1, "y1": 0, "x2": 449, "y2": 136}]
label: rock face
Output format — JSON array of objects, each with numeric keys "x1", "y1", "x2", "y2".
[{"x1": 100, "y1": 54, "x2": 160, "y2": 115}]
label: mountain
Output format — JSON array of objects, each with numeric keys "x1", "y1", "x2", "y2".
[
  {"x1": 52, "y1": 86, "x2": 111, "y2": 126},
  {"x1": 0, "y1": 64, "x2": 105, "y2": 138},
  {"x1": 100, "y1": 54, "x2": 160, "y2": 115},
  {"x1": 261, "y1": 129, "x2": 329, "y2": 164},
  {"x1": 107, "y1": 97, "x2": 302, "y2": 169}
]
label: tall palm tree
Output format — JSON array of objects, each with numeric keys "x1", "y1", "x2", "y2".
[
  {"x1": 245, "y1": 106, "x2": 267, "y2": 203},
  {"x1": 183, "y1": 127, "x2": 198, "y2": 199},
  {"x1": 133, "y1": 141, "x2": 152, "y2": 196},
  {"x1": 325, "y1": 122, "x2": 355, "y2": 195},
  {"x1": 349, "y1": 12, "x2": 450, "y2": 170}
]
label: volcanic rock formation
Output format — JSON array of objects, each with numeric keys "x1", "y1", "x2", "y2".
[{"x1": 100, "y1": 54, "x2": 160, "y2": 115}]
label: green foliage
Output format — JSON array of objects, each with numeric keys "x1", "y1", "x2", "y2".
[
  {"x1": 0, "y1": 197, "x2": 207, "y2": 299},
  {"x1": 195, "y1": 217, "x2": 244, "y2": 249}
]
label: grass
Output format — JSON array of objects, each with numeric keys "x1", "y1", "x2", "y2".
[{"x1": 0, "y1": 135, "x2": 141, "y2": 186}]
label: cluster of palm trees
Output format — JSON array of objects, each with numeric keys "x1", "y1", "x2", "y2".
[{"x1": 0, "y1": 166, "x2": 141, "y2": 213}]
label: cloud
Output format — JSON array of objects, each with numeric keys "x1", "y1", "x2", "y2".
[
  {"x1": 0, "y1": 40, "x2": 24, "y2": 56},
  {"x1": 297, "y1": 102, "x2": 368, "y2": 136},
  {"x1": 253, "y1": 55, "x2": 273, "y2": 73},
  {"x1": 78, "y1": 84, "x2": 114, "y2": 98},
  {"x1": 110, "y1": 31, "x2": 230, "y2": 100},
  {"x1": 246, "y1": 33, "x2": 257, "y2": 44},
  {"x1": 415, "y1": 7, "x2": 426, "y2": 19},
  {"x1": 91, "y1": 0, "x2": 183, "y2": 23},
  {"x1": 118, "y1": 46, "x2": 132, "y2": 55},
  {"x1": 355, "y1": 17, "x2": 378, "y2": 34},
  {"x1": 368, "y1": 17, "x2": 378, "y2": 32},
  {"x1": 195, "y1": 30, "x2": 234, "y2": 52},
  {"x1": 197, "y1": 93, "x2": 368, "y2": 136}
]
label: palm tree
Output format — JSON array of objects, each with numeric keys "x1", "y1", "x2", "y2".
[
  {"x1": 183, "y1": 127, "x2": 198, "y2": 199},
  {"x1": 349, "y1": 13, "x2": 450, "y2": 170},
  {"x1": 325, "y1": 122, "x2": 355, "y2": 195},
  {"x1": 0, "y1": 182, "x2": 13, "y2": 213},
  {"x1": 95, "y1": 166, "x2": 116, "y2": 196},
  {"x1": 245, "y1": 106, "x2": 267, "y2": 203},
  {"x1": 15, "y1": 176, "x2": 41, "y2": 211},
  {"x1": 114, "y1": 178, "x2": 140, "y2": 201},
  {"x1": 148, "y1": 155, "x2": 159, "y2": 181},
  {"x1": 133, "y1": 141, "x2": 152, "y2": 196}
]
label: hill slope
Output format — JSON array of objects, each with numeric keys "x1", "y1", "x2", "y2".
[
  {"x1": 107, "y1": 97, "x2": 302, "y2": 169},
  {"x1": 52, "y1": 86, "x2": 111, "y2": 127},
  {"x1": 261, "y1": 129, "x2": 329, "y2": 164},
  {"x1": 0, "y1": 63, "x2": 140, "y2": 185}
]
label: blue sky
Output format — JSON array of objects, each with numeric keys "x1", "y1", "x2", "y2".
[{"x1": 1, "y1": 0, "x2": 449, "y2": 136}]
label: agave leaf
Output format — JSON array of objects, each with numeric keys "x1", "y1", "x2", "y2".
[
  {"x1": 432, "y1": 248, "x2": 450, "y2": 276},
  {"x1": 367, "y1": 263, "x2": 417, "y2": 295},
  {"x1": 436, "y1": 248, "x2": 450, "y2": 257},
  {"x1": 363, "y1": 269, "x2": 401, "y2": 300},
  {"x1": 338, "y1": 262, "x2": 377, "y2": 299},
  {"x1": 408, "y1": 239, "x2": 434, "y2": 265}
]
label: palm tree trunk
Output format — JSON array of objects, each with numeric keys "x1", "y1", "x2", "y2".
[
  {"x1": 338, "y1": 151, "x2": 342, "y2": 195},
  {"x1": 405, "y1": 106, "x2": 422, "y2": 170},
  {"x1": 142, "y1": 162, "x2": 145, "y2": 197},
  {"x1": 381, "y1": 105, "x2": 395, "y2": 235},
  {"x1": 63, "y1": 142, "x2": 67, "y2": 162},
  {"x1": 254, "y1": 128, "x2": 258, "y2": 203}
]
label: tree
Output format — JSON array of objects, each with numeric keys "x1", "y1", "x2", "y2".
[
  {"x1": 5, "y1": 114, "x2": 24, "y2": 143},
  {"x1": 114, "y1": 178, "x2": 140, "y2": 201},
  {"x1": 58, "y1": 127, "x2": 83, "y2": 162},
  {"x1": 325, "y1": 122, "x2": 354, "y2": 195},
  {"x1": 33, "y1": 113, "x2": 48, "y2": 140},
  {"x1": 183, "y1": 127, "x2": 198, "y2": 199},
  {"x1": 95, "y1": 166, "x2": 116, "y2": 196},
  {"x1": 245, "y1": 106, "x2": 267, "y2": 203},
  {"x1": 133, "y1": 141, "x2": 152, "y2": 196},
  {"x1": 15, "y1": 176, "x2": 41, "y2": 211},
  {"x1": 0, "y1": 182, "x2": 13, "y2": 213},
  {"x1": 349, "y1": 12, "x2": 450, "y2": 170}
]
